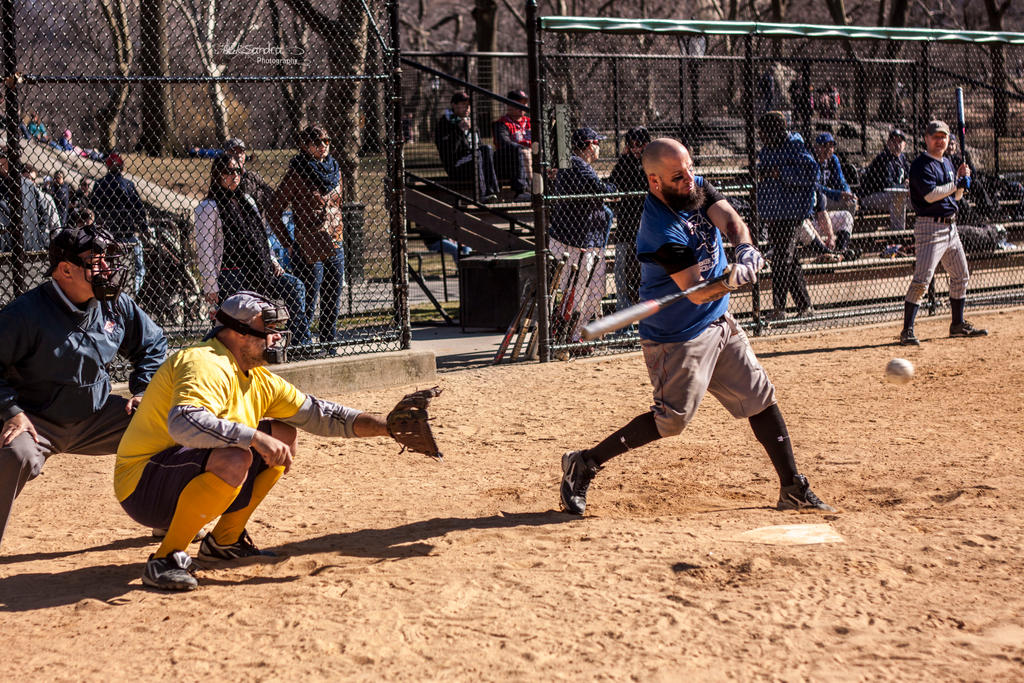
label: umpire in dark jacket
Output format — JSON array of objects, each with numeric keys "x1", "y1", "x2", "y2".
[{"x1": 0, "y1": 225, "x2": 166, "y2": 550}]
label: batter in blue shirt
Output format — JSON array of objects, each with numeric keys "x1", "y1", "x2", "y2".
[{"x1": 558, "y1": 138, "x2": 834, "y2": 517}]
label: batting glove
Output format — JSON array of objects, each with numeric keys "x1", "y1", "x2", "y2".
[
  {"x1": 726, "y1": 262, "x2": 757, "y2": 290},
  {"x1": 734, "y1": 243, "x2": 766, "y2": 273}
]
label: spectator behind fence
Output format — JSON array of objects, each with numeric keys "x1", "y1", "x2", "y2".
[
  {"x1": 68, "y1": 206, "x2": 95, "y2": 229},
  {"x1": 492, "y1": 89, "x2": 532, "y2": 202},
  {"x1": 548, "y1": 127, "x2": 617, "y2": 348},
  {"x1": 26, "y1": 112, "x2": 47, "y2": 142},
  {"x1": 53, "y1": 129, "x2": 74, "y2": 152},
  {"x1": 0, "y1": 224, "x2": 167, "y2": 551},
  {"x1": 91, "y1": 153, "x2": 147, "y2": 294},
  {"x1": 809, "y1": 132, "x2": 855, "y2": 261},
  {"x1": 858, "y1": 128, "x2": 911, "y2": 232},
  {"x1": 195, "y1": 154, "x2": 310, "y2": 347},
  {"x1": 608, "y1": 125, "x2": 651, "y2": 311},
  {"x1": 813, "y1": 132, "x2": 857, "y2": 213},
  {"x1": 0, "y1": 155, "x2": 61, "y2": 252},
  {"x1": 435, "y1": 91, "x2": 500, "y2": 203},
  {"x1": 756, "y1": 112, "x2": 818, "y2": 320},
  {"x1": 269, "y1": 125, "x2": 345, "y2": 353},
  {"x1": 223, "y1": 137, "x2": 275, "y2": 218},
  {"x1": 817, "y1": 83, "x2": 840, "y2": 119},
  {"x1": 45, "y1": 169, "x2": 71, "y2": 226},
  {"x1": 70, "y1": 177, "x2": 93, "y2": 209},
  {"x1": 419, "y1": 228, "x2": 471, "y2": 258}
]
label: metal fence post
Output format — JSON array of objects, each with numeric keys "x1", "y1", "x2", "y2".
[
  {"x1": 527, "y1": 0, "x2": 551, "y2": 362},
  {"x1": 743, "y1": 34, "x2": 762, "y2": 336},
  {"x1": 2, "y1": 0, "x2": 25, "y2": 297},
  {"x1": 388, "y1": 0, "x2": 411, "y2": 348}
]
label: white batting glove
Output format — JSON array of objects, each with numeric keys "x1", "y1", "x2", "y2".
[
  {"x1": 726, "y1": 263, "x2": 757, "y2": 290},
  {"x1": 734, "y1": 243, "x2": 765, "y2": 273}
]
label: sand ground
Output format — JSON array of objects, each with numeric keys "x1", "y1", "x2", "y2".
[{"x1": 2, "y1": 310, "x2": 1023, "y2": 681}]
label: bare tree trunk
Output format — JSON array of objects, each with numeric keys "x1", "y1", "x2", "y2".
[
  {"x1": 473, "y1": 0, "x2": 499, "y2": 131},
  {"x1": 171, "y1": 0, "x2": 262, "y2": 146},
  {"x1": 360, "y1": 20, "x2": 387, "y2": 154},
  {"x1": 270, "y1": 1, "x2": 310, "y2": 142},
  {"x1": 281, "y1": 0, "x2": 369, "y2": 202},
  {"x1": 95, "y1": 0, "x2": 132, "y2": 151},
  {"x1": 209, "y1": 78, "x2": 230, "y2": 143},
  {"x1": 96, "y1": 83, "x2": 130, "y2": 151},
  {"x1": 878, "y1": 0, "x2": 909, "y2": 124},
  {"x1": 138, "y1": 0, "x2": 174, "y2": 155},
  {"x1": 985, "y1": 0, "x2": 1011, "y2": 137}
]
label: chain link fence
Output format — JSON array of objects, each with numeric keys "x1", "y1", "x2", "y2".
[
  {"x1": 2, "y1": 1, "x2": 408, "y2": 374},
  {"x1": 527, "y1": 18, "x2": 1024, "y2": 360}
]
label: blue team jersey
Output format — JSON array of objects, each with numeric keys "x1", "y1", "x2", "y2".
[{"x1": 635, "y1": 179, "x2": 728, "y2": 343}]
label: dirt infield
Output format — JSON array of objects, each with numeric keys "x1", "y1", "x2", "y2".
[{"x1": 2, "y1": 310, "x2": 1023, "y2": 680}]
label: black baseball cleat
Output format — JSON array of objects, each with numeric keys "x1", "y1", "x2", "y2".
[
  {"x1": 899, "y1": 328, "x2": 920, "y2": 346},
  {"x1": 777, "y1": 474, "x2": 835, "y2": 512},
  {"x1": 559, "y1": 450, "x2": 600, "y2": 515},
  {"x1": 142, "y1": 551, "x2": 198, "y2": 591},
  {"x1": 949, "y1": 320, "x2": 988, "y2": 338},
  {"x1": 198, "y1": 529, "x2": 276, "y2": 561}
]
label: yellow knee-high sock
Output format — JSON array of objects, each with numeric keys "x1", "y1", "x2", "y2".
[
  {"x1": 210, "y1": 466, "x2": 284, "y2": 545},
  {"x1": 155, "y1": 472, "x2": 241, "y2": 559}
]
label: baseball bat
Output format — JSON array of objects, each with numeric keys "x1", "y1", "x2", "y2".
[
  {"x1": 565, "y1": 251, "x2": 601, "y2": 344},
  {"x1": 510, "y1": 292, "x2": 537, "y2": 361},
  {"x1": 493, "y1": 281, "x2": 535, "y2": 364},
  {"x1": 551, "y1": 256, "x2": 583, "y2": 343},
  {"x1": 581, "y1": 265, "x2": 734, "y2": 341},
  {"x1": 955, "y1": 87, "x2": 970, "y2": 166},
  {"x1": 526, "y1": 255, "x2": 568, "y2": 359}
]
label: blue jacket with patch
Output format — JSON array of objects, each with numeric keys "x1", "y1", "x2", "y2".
[{"x1": 0, "y1": 281, "x2": 166, "y2": 424}]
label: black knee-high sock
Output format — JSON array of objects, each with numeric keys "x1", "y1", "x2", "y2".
[
  {"x1": 950, "y1": 297, "x2": 965, "y2": 326},
  {"x1": 903, "y1": 301, "x2": 919, "y2": 331},
  {"x1": 748, "y1": 404, "x2": 798, "y2": 486},
  {"x1": 585, "y1": 412, "x2": 662, "y2": 466}
]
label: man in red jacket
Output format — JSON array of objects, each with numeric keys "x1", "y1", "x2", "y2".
[{"x1": 492, "y1": 89, "x2": 532, "y2": 202}]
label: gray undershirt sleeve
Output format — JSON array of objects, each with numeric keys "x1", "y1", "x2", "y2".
[
  {"x1": 924, "y1": 181, "x2": 957, "y2": 203},
  {"x1": 280, "y1": 396, "x2": 362, "y2": 438},
  {"x1": 167, "y1": 404, "x2": 257, "y2": 449}
]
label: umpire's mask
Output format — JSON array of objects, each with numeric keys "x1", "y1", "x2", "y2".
[{"x1": 48, "y1": 225, "x2": 130, "y2": 301}]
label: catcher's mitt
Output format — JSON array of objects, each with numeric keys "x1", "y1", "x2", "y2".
[{"x1": 386, "y1": 386, "x2": 443, "y2": 461}]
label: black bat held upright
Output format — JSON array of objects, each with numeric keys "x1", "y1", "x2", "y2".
[{"x1": 955, "y1": 87, "x2": 970, "y2": 165}]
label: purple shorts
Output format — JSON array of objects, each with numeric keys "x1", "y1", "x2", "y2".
[{"x1": 120, "y1": 421, "x2": 272, "y2": 529}]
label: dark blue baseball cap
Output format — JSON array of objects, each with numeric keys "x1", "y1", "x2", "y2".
[
  {"x1": 815, "y1": 132, "x2": 836, "y2": 145},
  {"x1": 571, "y1": 126, "x2": 606, "y2": 150}
]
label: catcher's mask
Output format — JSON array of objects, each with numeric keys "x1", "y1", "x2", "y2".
[
  {"x1": 212, "y1": 291, "x2": 292, "y2": 363},
  {"x1": 47, "y1": 226, "x2": 130, "y2": 301}
]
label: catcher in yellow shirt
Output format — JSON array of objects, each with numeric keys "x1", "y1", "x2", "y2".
[{"x1": 116, "y1": 291, "x2": 441, "y2": 591}]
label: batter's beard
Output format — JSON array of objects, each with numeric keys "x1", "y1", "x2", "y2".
[{"x1": 661, "y1": 183, "x2": 706, "y2": 213}]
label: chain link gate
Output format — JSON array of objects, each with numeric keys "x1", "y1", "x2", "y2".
[
  {"x1": 2, "y1": 0, "x2": 409, "y2": 379},
  {"x1": 526, "y1": 14, "x2": 1024, "y2": 361}
]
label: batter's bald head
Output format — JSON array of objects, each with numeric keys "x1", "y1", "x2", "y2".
[
  {"x1": 641, "y1": 138, "x2": 690, "y2": 176},
  {"x1": 642, "y1": 138, "x2": 704, "y2": 213}
]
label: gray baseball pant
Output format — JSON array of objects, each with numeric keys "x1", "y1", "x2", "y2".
[
  {"x1": 642, "y1": 313, "x2": 777, "y2": 437},
  {"x1": 0, "y1": 396, "x2": 132, "y2": 550},
  {"x1": 905, "y1": 218, "x2": 970, "y2": 304}
]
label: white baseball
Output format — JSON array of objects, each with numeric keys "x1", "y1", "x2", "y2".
[{"x1": 885, "y1": 358, "x2": 914, "y2": 384}]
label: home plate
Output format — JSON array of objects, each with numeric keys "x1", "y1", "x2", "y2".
[{"x1": 733, "y1": 523, "x2": 844, "y2": 546}]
